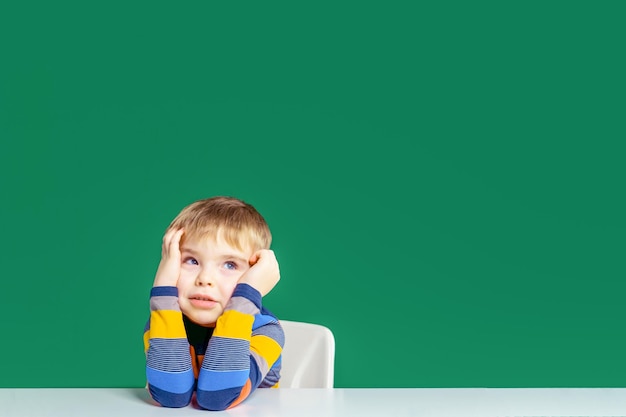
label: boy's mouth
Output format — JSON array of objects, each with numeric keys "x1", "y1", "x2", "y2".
[
  {"x1": 190, "y1": 294, "x2": 215, "y2": 301},
  {"x1": 189, "y1": 294, "x2": 218, "y2": 309}
]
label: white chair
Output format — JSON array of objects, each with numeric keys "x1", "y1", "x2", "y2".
[{"x1": 279, "y1": 320, "x2": 335, "y2": 388}]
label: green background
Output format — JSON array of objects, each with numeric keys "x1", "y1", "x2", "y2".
[{"x1": 1, "y1": 1, "x2": 624, "y2": 388}]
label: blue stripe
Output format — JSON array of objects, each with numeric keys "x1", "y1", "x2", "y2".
[
  {"x1": 196, "y1": 357, "x2": 263, "y2": 410},
  {"x1": 197, "y1": 369, "x2": 249, "y2": 391},
  {"x1": 146, "y1": 367, "x2": 195, "y2": 394},
  {"x1": 151, "y1": 286, "x2": 178, "y2": 297},
  {"x1": 252, "y1": 314, "x2": 277, "y2": 330}
]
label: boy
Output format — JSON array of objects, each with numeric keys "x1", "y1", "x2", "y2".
[{"x1": 143, "y1": 196, "x2": 284, "y2": 411}]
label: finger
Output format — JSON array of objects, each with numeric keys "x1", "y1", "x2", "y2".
[
  {"x1": 162, "y1": 228, "x2": 183, "y2": 254},
  {"x1": 161, "y1": 230, "x2": 174, "y2": 256},
  {"x1": 162, "y1": 227, "x2": 177, "y2": 246},
  {"x1": 248, "y1": 251, "x2": 261, "y2": 266},
  {"x1": 169, "y1": 228, "x2": 184, "y2": 252},
  {"x1": 249, "y1": 249, "x2": 274, "y2": 265}
]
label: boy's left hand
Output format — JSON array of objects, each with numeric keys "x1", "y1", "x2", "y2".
[{"x1": 238, "y1": 250, "x2": 280, "y2": 297}]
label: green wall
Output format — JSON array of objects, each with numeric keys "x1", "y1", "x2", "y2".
[{"x1": 1, "y1": 1, "x2": 624, "y2": 388}]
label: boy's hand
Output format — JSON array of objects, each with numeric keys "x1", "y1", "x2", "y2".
[
  {"x1": 153, "y1": 228, "x2": 184, "y2": 287},
  {"x1": 238, "y1": 250, "x2": 280, "y2": 297}
]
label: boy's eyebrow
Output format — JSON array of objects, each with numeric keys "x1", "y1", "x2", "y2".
[
  {"x1": 180, "y1": 246, "x2": 249, "y2": 264},
  {"x1": 218, "y1": 253, "x2": 249, "y2": 264},
  {"x1": 180, "y1": 246, "x2": 200, "y2": 255}
]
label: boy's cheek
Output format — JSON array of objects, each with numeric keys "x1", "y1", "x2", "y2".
[
  {"x1": 176, "y1": 275, "x2": 193, "y2": 293},
  {"x1": 223, "y1": 281, "x2": 240, "y2": 300}
]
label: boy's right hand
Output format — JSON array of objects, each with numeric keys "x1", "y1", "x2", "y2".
[{"x1": 153, "y1": 228, "x2": 184, "y2": 287}]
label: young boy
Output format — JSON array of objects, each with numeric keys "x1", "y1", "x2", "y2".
[{"x1": 143, "y1": 196, "x2": 284, "y2": 411}]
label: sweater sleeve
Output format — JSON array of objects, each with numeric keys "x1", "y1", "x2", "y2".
[
  {"x1": 195, "y1": 283, "x2": 284, "y2": 411},
  {"x1": 143, "y1": 286, "x2": 195, "y2": 408}
]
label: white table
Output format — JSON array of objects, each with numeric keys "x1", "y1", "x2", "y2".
[{"x1": 2, "y1": 388, "x2": 626, "y2": 416}]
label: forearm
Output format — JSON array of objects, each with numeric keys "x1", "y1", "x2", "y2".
[
  {"x1": 145, "y1": 286, "x2": 194, "y2": 407},
  {"x1": 196, "y1": 284, "x2": 284, "y2": 410}
]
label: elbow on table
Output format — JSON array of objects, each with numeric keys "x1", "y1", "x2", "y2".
[
  {"x1": 148, "y1": 385, "x2": 193, "y2": 408},
  {"x1": 195, "y1": 392, "x2": 230, "y2": 411},
  {"x1": 196, "y1": 387, "x2": 247, "y2": 411}
]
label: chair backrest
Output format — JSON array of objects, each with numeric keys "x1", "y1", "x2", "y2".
[{"x1": 279, "y1": 320, "x2": 335, "y2": 388}]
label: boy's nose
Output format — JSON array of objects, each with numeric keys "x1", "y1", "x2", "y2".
[{"x1": 195, "y1": 269, "x2": 215, "y2": 286}]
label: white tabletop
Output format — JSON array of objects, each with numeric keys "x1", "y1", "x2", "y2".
[{"x1": 2, "y1": 388, "x2": 626, "y2": 417}]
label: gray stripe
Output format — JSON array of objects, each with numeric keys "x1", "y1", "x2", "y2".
[
  {"x1": 150, "y1": 295, "x2": 181, "y2": 312},
  {"x1": 259, "y1": 367, "x2": 281, "y2": 388},
  {"x1": 225, "y1": 296, "x2": 260, "y2": 316},
  {"x1": 251, "y1": 350, "x2": 269, "y2": 376}
]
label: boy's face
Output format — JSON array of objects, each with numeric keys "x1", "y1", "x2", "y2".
[{"x1": 177, "y1": 233, "x2": 254, "y2": 326}]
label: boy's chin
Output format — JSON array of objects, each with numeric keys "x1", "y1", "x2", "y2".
[{"x1": 188, "y1": 312, "x2": 220, "y2": 327}]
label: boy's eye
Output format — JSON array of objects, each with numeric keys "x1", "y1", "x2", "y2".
[
  {"x1": 184, "y1": 257, "x2": 199, "y2": 266},
  {"x1": 224, "y1": 261, "x2": 237, "y2": 270}
]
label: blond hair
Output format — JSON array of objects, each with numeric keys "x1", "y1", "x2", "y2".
[{"x1": 167, "y1": 196, "x2": 272, "y2": 251}]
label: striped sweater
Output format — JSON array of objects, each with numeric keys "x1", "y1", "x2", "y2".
[{"x1": 143, "y1": 283, "x2": 284, "y2": 410}]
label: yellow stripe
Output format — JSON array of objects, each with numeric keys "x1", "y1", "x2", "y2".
[
  {"x1": 250, "y1": 334, "x2": 282, "y2": 366},
  {"x1": 143, "y1": 330, "x2": 150, "y2": 353},
  {"x1": 149, "y1": 309, "x2": 187, "y2": 338},
  {"x1": 213, "y1": 310, "x2": 254, "y2": 339}
]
